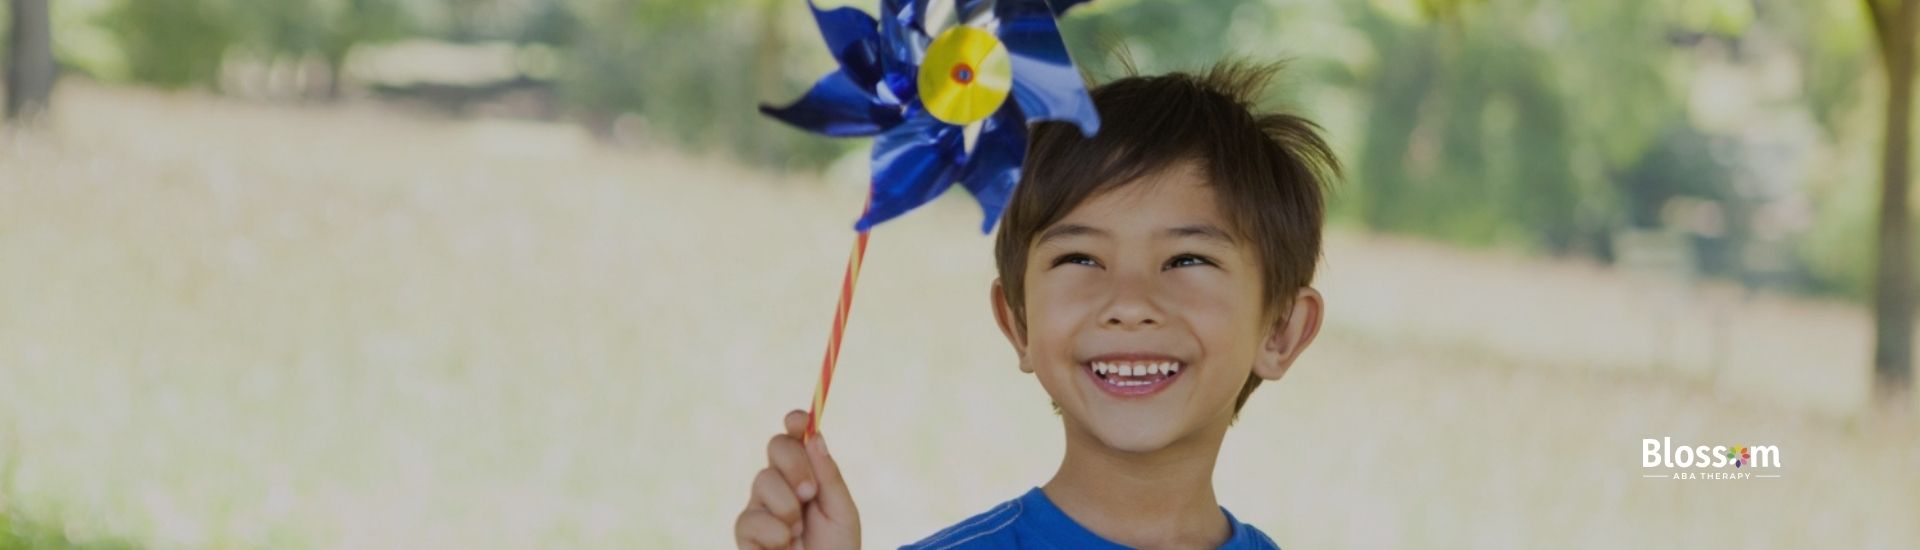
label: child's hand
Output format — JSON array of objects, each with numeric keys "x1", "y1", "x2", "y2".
[{"x1": 735, "y1": 410, "x2": 860, "y2": 550}]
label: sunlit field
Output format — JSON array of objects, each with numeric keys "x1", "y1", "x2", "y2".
[{"x1": 1, "y1": 83, "x2": 1916, "y2": 549}]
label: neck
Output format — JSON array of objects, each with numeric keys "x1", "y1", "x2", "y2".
[{"x1": 1041, "y1": 416, "x2": 1233, "y2": 549}]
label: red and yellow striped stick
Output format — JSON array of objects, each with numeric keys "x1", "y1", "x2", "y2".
[{"x1": 805, "y1": 207, "x2": 873, "y2": 439}]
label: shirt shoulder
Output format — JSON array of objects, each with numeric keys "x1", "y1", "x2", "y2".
[
  {"x1": 1220, "y1": 509, "x2": 1282, "y2": 550},
  {"x1": 899, "y1": 497, "x2": 1029, "y2": 550},
  {"x1": 1236, "y1": 525, "x2": 1282, "y2": 550}
]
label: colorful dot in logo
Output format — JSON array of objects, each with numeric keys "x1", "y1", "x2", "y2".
[{"x1": 1725, "y1": 445, "x2": 1750, "y2": 468}]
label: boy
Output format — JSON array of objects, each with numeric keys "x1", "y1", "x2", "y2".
[{"x1": 735, "y1": 61, "x2": 1337, "y2": 549}]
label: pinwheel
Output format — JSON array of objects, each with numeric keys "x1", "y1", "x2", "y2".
[{"x1": 760, "y1": 0, "x2": 1101, "y2": 435}]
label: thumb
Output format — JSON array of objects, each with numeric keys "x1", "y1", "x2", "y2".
[{"x1": 804, "y1": 432, "x2": 857, "y2": 522}]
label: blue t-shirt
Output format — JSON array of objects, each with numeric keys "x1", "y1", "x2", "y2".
[{"x1": 901, "y1": 488, "x2": 1280, "y2": 549}]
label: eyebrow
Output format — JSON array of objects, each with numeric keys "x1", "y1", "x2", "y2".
[
  {"x1": 1035, "y1": 223, "x2": 1109, "y2": 247},
  {"x1": 1165, "y1": 224, "x2": 1236, "y2": 245},
  {"x1": 1033, "y1": 223, "x2": 1237, "y2": 247}
]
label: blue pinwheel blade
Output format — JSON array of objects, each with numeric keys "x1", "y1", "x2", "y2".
[
  {"x1": 877, "y1": 0, "x2": 926, "y2": 103},
  {"x1": 911, "y1": 0, "x2": 995, "y2": 31},
  {"x1": 856, "y1": 109, "x2": 968, "y2": 231},
  {"x1": 761, "y1": 69, "x2": 905, "y2": 137},
  {"x1": 807, "y1": 0, "x2": 890, "y2": 90},
  {"x1": 995, "y1": 3, "x2": 1101, "y2": 136},
  {"x1": 957, "y1": 102, "x2": 1028, "y2": 233}
]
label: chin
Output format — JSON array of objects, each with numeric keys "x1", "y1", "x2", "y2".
[{"x1": 1074, "y1": 411, "x2": 1194, "y2": 454}]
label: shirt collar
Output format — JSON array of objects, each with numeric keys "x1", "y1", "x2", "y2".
[{"x1": 1018, "y1": 487, "x2": 1256, "y2": 549}]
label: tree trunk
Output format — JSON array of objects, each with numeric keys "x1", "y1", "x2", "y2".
[
  {"x1": 1872, "y1": 0, "x2": 1919, "y2": 406},
  {"x1": 324, "y1": 52, "x2": 347, "y2": 101},
  {"x1": 4, "y1": 0, "x2": 56, "y2": 123}
]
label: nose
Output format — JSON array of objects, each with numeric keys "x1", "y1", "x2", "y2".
[
  {"x1": 1100, "y1": 275, "x2": 1162, "y2": 329},
  {"x1": 1104, "y1": 307, "x2": 1158, "y2": 328}
]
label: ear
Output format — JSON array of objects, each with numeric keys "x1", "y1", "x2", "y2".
[
  {"x1": 1252, "y1": 287, "x2": 1323, "y2": 381},
  {"x1": 989, "y1": 278, "x2": 1034, "y2": 373}
]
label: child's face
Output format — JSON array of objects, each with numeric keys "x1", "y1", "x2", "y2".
[{"x1": 999, "y1": 163, "x2": 1284, "y2": 453}]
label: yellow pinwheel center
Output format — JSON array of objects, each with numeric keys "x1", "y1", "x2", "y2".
[{"x1": 919, "y1": 26, "x2": 1012, "y2": 125}]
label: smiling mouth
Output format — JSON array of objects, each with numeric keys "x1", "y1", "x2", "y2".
[{"x1": 1083, "y1": 358, "x2": 1185, "y2": 397}]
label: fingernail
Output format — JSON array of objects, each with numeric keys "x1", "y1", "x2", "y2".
[
  {"x1": 808, "y1": 433, "x2": 828, "y2": 454},
  {"x1": 797, "y1": 480, "x2": 817, "y2": 501}
]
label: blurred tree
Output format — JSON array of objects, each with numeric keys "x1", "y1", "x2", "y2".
[
  {"x1": 560, "y1": 0, "x2": 847, "y2": 169},
  {"x1": 1346, "y1": 1, "x2": 1589, "y2": 252},
  {"x1": 315, "y1": 0, "x2": 408, "y2": 99},
  {"x1": 98, "y1": 0, "x2": 234, "y2": 89},
  {"x1": 99, "y1": 0, "x2": 409, "y2": 96},
  {"x1": 1059, "y1": 0, "x2": 1250, "y2": 76},
  {"x1": 4, "y1": 0, "x2": 54, "y2": 123},
  {"x1": 518, "y1": 0, "x2": 579, "y2": 46},
  {"x1": 1778, "y1": 0, "x2": 1873, "y2": 138},
  {"x1": 1865, "y1": 0, "x2": 1917, "y2": 405},
  {"x1": 1333, "y1": 0, "x2": 1763, "y2": 261},
  {"x1": 233, "y1": 0, "x2": 328, "y2": 94},
  {"x1": 235, "y1": 0, "x2": 410, "y2": 99},
  {"x1": 445, "y1": 0, "x2": 503, "y2": 41}
]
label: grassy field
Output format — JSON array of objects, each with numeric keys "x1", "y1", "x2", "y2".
[{"x1": 1, "y1": 83, "x2": 1916, "y2": 549}]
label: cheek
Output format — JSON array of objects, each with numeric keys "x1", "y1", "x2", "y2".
[
  {"x1": 1165, "y1": 273, "x2": 1251, "y2": 324},
  {"x1": 1165, "y1": 272, "x2": 1267, "y2": 360},
  {"x1": 1022, "y1": 275, "x2": 1101, "y2": 355}
]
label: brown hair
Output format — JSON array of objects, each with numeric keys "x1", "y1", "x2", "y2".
[{"x1": 993, "y1": 61, "x2": 1341, "y2": 413}]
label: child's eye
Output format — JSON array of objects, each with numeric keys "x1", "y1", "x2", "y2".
[
  {"x1": 1051, "y1": 253, "x2": 1100, "y2": 268},
  {"x1": 1165, "y1": 254, "x2": 1215, "y2": 269}
]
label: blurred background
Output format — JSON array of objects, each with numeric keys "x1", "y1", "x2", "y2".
[{"x1": 1, "y1": 0, "x2": 1916, "y2": 548}]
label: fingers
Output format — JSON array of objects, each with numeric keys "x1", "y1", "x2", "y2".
[
  {"x1": 774, "y1": 411, "x2": 819, "y2": 501},
  {"x1": 784, "y1": 409, "x2": 809, "y2": 438},
  {"x1": 805, "y1": 432, "x2": 857, "y2": 522},
  {"x1": 742, "y1": 411, "x2": 844, "y2": 550},
  {"x1": 752, "y1": 467, "x2": 804, "y2": 526},
  {"x1": 735, "y1": 508, "x2": 792, "y2": 550},
  {"x1": 768, "y1": 433, "x2": 817, "y2": 502}
]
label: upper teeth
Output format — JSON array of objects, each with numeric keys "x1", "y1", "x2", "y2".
[{"x1": 1092, "y1": 361, "x2": 1180, "y2": 376}]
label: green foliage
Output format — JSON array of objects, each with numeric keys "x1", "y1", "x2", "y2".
[
  {"x1": 97, "y1": 0, "x2": 235, "y2": 89},
  {"x1": 1769, "y1": 0, "x2": 1873, "y2": 138},
  {"x1": 94, "y1": 0, "x2": 412, "y2": 91},
  {"x1": 1800, "y1": 170, "x2": 1877, "y2": 299},
  {"x1": 1059, "y1": 0, "x2": 1252, "y2": 75},
  {"x1": 0, "y1": 510, "x2": 138, "y2": 550},
  {"x1": 1339, "y1": 1, "x2": 1595, "y2": 252},
  {"x1": 1336, "y1": 0, "x2": 1774, "y2": 255},
  {"x1": 558, "y1": 0, "x2": 851, "y2": 169},
  {"x1": 234, "y1": 0, "x2": 410, "y2": 62}
]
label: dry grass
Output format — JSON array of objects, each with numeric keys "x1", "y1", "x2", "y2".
[{"x1": 0, "y1": 83, "x2": 1915, "y2": 549}]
